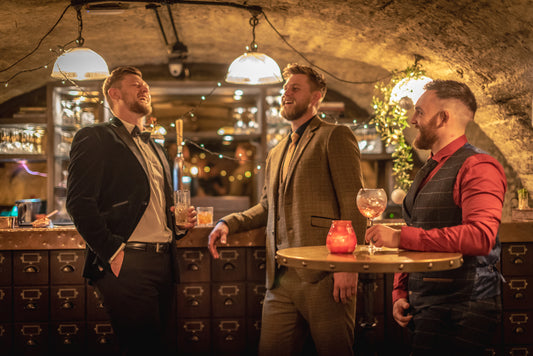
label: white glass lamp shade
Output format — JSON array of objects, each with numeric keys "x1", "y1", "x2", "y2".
[
  {"x1": 51, "y1": 47, "x2": 109, "y2": 80},
  {"x1": 226, "y1": 52, "x2": 283, "y2": 85},
  {"x1": 390, "y1": 76, "x2": 433, "y2": 106}
]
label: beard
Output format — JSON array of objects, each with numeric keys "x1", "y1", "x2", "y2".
[
  {"x1": 413, "y1": 113, "x2": 439, "y2": 150},
  {"x1": 128, "y1": 99, "x2": 152, "y2": 116},
  {"x1": 280, "y1": 100, "x2": 309, "y2": 122}
]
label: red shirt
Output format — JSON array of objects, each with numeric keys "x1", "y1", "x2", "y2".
[{"x1": 392, "y1": 135, "x2": 507, "y2": 304}]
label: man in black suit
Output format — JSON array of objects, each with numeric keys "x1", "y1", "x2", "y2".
[{"x1": 66, "y1": 66, "x2": 196, "y2": 355}]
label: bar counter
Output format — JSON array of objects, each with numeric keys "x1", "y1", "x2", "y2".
[
  {"x1": 0, "y1": 220, "x2": 531, "y2": 354},
  {"x1": 0, "y1": 221, "x2": 531, "y2": 250}
]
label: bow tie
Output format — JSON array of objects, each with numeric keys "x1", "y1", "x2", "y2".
[{"x1": 131, "y1": 126, "x2": 151, "y2": 143}]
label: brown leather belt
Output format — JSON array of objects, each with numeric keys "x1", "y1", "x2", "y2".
[{"x1": 125, "y1": 242, "x2": 171, "y2": 254}]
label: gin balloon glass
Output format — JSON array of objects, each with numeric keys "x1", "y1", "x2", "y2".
[{"x1": 356, "y1": 188, "x2": 387, "y2": 254}]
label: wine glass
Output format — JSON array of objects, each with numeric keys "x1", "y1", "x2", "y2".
[{"x1": 356, "y1": 188, "x2": 387, "y2": 254}]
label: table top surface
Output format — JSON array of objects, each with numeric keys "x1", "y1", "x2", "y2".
[{"x1": 276, "y1": 245, "x2": 464, "y2": 273}]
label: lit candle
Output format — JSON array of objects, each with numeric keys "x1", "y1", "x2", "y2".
[{"x1": 326, "y1": 220, "x2": 357, "y2": 254}]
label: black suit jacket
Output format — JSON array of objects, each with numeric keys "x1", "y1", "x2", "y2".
[{"x1": 66, "y1": 117, "x2": 179, "y2": 281}]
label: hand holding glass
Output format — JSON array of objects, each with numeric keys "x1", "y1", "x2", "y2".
[
  {"x1": 174, "y1": 190, "x2": 190, "y2": 226},
  {"x1": 357, "y1": 188, "x2": 387, "y2": 253}
]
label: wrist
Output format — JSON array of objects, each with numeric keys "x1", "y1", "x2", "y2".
[{"x1": 394, "y1": 229, "x2": 402, "y2": 248}]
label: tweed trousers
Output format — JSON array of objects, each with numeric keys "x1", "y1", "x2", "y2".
[{"x1": 258, "y1": 267, "x2": 356, "y2": 356}]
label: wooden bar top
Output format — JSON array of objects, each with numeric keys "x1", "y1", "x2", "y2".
[{"x1": 0, "y1": 221, "x2": 530, "y2": 250}]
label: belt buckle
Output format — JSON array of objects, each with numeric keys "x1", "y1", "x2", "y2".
[{"x1": 156, "y1": 243, "x2": 166, "y2": 253}]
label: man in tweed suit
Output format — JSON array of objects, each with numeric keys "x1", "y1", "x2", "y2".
[{"x1": 208, "y1": 63, "x2": 366, "y2": 355}]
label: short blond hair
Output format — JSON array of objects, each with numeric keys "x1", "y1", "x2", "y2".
[
  {"x1": 283, "y1": 63, "x2": 327, "y2": 99},
  {"x1": 102, "y1": 66, "x2": 143, "y2": 109}
]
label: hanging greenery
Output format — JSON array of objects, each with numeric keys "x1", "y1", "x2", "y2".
[{"x1": 370, "y1": 64, "x2": 426, "y2": 192}]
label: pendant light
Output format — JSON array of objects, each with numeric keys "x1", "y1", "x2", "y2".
[
  {"x1": 390, "y1": 76, "x2": 433, "y2": 109},
  {"x1": 51, "y1": 6, "x2": 109, "y2": 81},
  {"x1": 226, "y1": 14, "x2": 282, "y2": 85}
]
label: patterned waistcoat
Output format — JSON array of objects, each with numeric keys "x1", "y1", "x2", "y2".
[{"x1": 403, "y1": 143, "x2": 501, "y2": 310}]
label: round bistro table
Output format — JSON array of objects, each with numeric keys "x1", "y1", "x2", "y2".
[
  {"x1": 276, "y1": 245, "x2": 463, "y2": 331},
  {"x1": 276, "y1": 245, "x2": 463, "y2": 273}
]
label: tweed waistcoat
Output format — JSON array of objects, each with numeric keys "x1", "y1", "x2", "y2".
[{"x1": 403, "y1": 143, "x2": 501, "y2": 309}]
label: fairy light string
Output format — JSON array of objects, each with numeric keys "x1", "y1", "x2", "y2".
[{"x1": 1, "y1": 4, "x2": 420, "y2": 182}]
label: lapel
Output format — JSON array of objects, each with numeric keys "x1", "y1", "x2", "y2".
[
  {"x1": 283, "y1": 116, "x2": 320, "y2": 193},
  {"x1": 109, "y1": 117, "x2": 149, "y2": 177},
  {"x1": 270, "y1": 135, "x2": 287, "y2": 199}
]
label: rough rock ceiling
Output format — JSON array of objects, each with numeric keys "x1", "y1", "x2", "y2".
[{"x1": 1, "y1": 0, "x2": 532, "y2": 209}]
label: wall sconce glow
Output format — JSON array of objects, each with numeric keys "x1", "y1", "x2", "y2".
[
  {"x1": 390, "y1": 76, "x2": 433, "y2": 109},
  {"x1": 226, "y1": 52, "x2": 282, "y2": 85},
  {"x1": 51, "y1": 48, "x2": 109, "y2": 81}
]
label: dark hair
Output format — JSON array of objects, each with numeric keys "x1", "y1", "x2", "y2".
[
  {"x1": 102, "y1": 66, "x2": 143, "y2": 108},
  {"x1": 283, "y1": 63, "x2": 327, "y2": 98},
  {"x1": 424, "y1": 79, "x2": 477, "y2": 114}
]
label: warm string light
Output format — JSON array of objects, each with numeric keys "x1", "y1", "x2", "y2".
[
  {"x1": 2, "y1": 3, "x2": 386, "y2": 177},
  {"x1": 0, "y1": 4, "x2": 74, "y2": 87},
  {"x1": 1, "y1": 4, "x2": 394, "y2": 90},
  {"x1": 185, "y1": 138, "x2": 264, "y2": 170}
]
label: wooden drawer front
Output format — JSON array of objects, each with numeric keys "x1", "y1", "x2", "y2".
[
  {"x1": 247, "y1": 248, "x2": 266, "y2": 281},
  {"x1": 177, "y1": 319, "x2": 211, "y2": 354},
  {"x1": 13, "y1": 251, "x2": 49, "y2": 286},
  {"x1": 13, "y1": 287, "x2": 49, "y2": 322},
  {"x1": 50, "y1": 285, "x2": 86, "y2": 321},
  {"x1": 212, "y1": 318, "x2": 246, "y2": 355},
  {"x1": 505, "y1": 345, "x2": 533, "y2": 356},
  {"x1": 13, "y1": 323, "x2": 48, "y2": 354},
  {"x1": 86, "y1": 321, "x2": 118, "y2": 353},
  {"x1": 50, "y1": 322, "x2": 85, "y2": 354},
  {"x1": 177, "y1": 248, "x2": 211, "y2": 283},
  {"x1": 212, "y1": 282, "x2": 246, "y2": 317},
  {"x1": 502, "y1": 243, "x2": 533, "y2": 276},
  {"x1": 503, "y1": 277, "x2": 533, "y2": 310},
  {"x1": 247, "y1": 317, "x2": 261, "y2": 354},
  {"x1": 86, "y1": 286, "x2": 109, "y2": 321},
  {"x1": 0, "y1": 323, "x2": 13, "y2": 354},
  {"x1": 504, "y1": 311, "x2": 533, "y2": 345},
  {"x1": 177, "y1": 283, "x2": 211, "y2": 318},
  {"x1": 0, "y1": 287, "x2": 12, "y2": 322},
  {"x1": 247, "y1": 282, "x2": 266, "y2": 317},
  {"x1": 50, "y1": 250, "x2": 84, "y2": 285},
  {"x1": 357, "y1": 275, "x2": 384, "y2": 314},
  {"x1": 0, "y1": 252, "x2": 12, "y2": 285},
  {"x1": 356, "y1": 313, "x2": 384, "y2": 339},
  {"x1": 212, "y1": 248, "x2": 246, "y2": 282}
]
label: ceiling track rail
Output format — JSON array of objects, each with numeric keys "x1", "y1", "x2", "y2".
[{"x1": 71, "y1": 0, "x2": 263, "y2": 16}]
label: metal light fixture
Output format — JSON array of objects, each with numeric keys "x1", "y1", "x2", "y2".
[
  {"x1": 51, "y1": 6, "x2": 109, "y2": 81},
  {"x1": 226, "y1": 14, "x2": 282, "y2": 85}
]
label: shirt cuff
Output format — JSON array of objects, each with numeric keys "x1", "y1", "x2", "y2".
[
  {"x1": 392, "y1": 289, "x2": 409, "y2": 305},
  {"x1": 108, "y1": 243, "x2": 125, "y2": 263}
]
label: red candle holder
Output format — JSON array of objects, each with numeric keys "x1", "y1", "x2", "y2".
[{"x1": 326, "y1": 220, "x2": 357, "y2": 253}]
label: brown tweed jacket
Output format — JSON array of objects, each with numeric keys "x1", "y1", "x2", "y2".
[{"x1": 223, "y1": 116, "x2": 366, "y2": 289}]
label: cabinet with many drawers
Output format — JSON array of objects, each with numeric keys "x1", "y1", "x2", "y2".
[
  {"x1": 501, "y1": 241, "x2": 533, "y2": 355},
  {"x1": 0, "y1": 249, "x2": 117, "y2": 355},
  {"x1": 1, "y1": 222, "x2": 531, "y2": 354}
]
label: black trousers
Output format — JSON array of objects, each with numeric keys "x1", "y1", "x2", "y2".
[{"x1": 93, "y1": 247, "x2": 175, "y2": 356}]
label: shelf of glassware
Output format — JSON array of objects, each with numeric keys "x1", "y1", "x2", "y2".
[
  {"x1": 47, "y1": 83, "x2": 109, "y2": 216},
  {"x1": 0, "y1": 119, "x2": 47, "y2": 162}
]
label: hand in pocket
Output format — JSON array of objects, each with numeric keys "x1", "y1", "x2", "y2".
[{"x1": 110, "y1": 250, "x2": 125, "y2": 277}]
